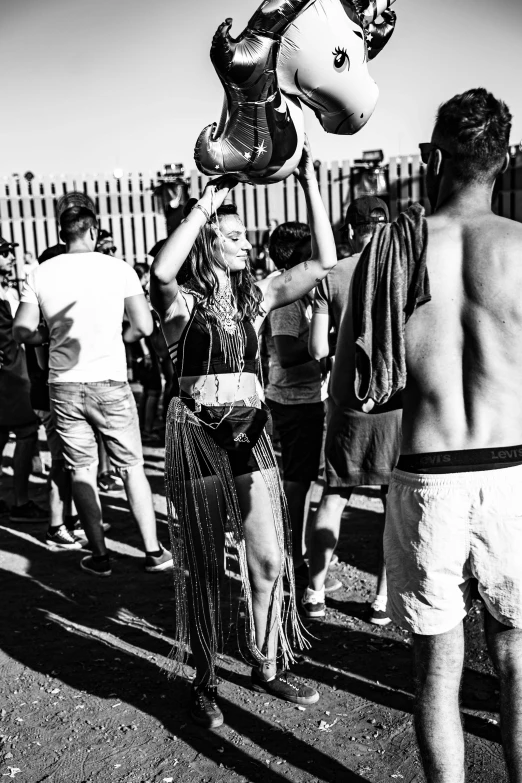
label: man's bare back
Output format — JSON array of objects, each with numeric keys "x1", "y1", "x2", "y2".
[{"x1": 403, "y1": 208, "x2": 522, "y2": 454}]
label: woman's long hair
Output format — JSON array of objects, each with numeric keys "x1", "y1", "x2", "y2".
[{"x1": 178, "y1": 204, "x2": 263, "y2": 322}]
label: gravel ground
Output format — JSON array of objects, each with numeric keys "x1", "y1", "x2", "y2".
[{"x1": 0, "y1": 432, "x2": 508, "y2": 783}]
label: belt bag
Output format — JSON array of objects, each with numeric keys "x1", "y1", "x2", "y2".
[{"x1": 196, "y1": 404, "x2": 269, "y2": 453}]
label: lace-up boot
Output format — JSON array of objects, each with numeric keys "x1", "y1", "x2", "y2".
[{"x1": 189, "y1": 681, "x2": 224, "y2": 728}]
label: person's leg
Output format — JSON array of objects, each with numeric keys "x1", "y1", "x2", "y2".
[
  {"x1": 183, "y1": 475, "x2": 226, "y2": 687},
  {"x1": 97, "y1": 433, "x2": 111, "y2": 477},
  {"x1": 307, "y1": 488, "x2": 351, "y2": 591},
  {"x1": 485, "y1": 611, "x2": 522, "y2": 782},
  {"x1": 142, "y1": 389, "x2": 160, "y2": 435},
  {"x1": 270, "y1": 401, "x2": 324, "y2": 569},
  {"x1": 375, "y1": 485, "x2": 389, "y2": 599},
  {"x1": 47, "y1": 461, "x2": 66, "y2": 529},
  {"x1": 236, "y1": 469, "x2": 283, "y2": 679},
  {"x1": 87, "y1": 382, "x2": 160, "y2": 553},
  {"x1": 283, "y1": 479, "x2": 311, "y2": 567},
  {"x1": 119, "y1": 464, "x2": 160, "y2": 553},
  {"x1": 12, "y1": 430, "x2": 38, "y2": 506},
  {"x1": 413, "y1": 623, "x2": 466, "y2": 783},
  {"x1": 71, "y1": 465, "x2": 107, "y2": 556}
]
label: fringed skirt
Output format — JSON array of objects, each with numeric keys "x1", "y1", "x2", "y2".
[{"x1": 164, "y1": 396, "x2": 308, "y2": 680}]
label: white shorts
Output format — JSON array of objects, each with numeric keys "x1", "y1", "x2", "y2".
[{"x1": 384, "y1": 464, "x2": 522, "y2": 635}]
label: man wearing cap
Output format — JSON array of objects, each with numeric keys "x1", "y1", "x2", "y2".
[
  {"x1": 304, "y1": 196, "x2": 401, "y2": 625},
  {"x1": 0, "y1": 236, "x2": 48, "y2": 522},
  {"x1": 13, "y1": 192, "x2": 173, "y2": 576}
]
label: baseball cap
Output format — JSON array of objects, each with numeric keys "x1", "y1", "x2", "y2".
[
  {"x1": 0, "y1": 236, "x2": 19, "y2": 252},
  {"x1": 57, "y1": 191, "x2": 96, "y2": 220},
  {"x1": 345, "y1": 196, "x2": 389, "y2": 226}
]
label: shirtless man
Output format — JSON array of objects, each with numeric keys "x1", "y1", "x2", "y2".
[{"x1": 381, "y1": 89, "x2": 522, "y2": 782}]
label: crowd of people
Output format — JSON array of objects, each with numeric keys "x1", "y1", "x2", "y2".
[{"x1": 1, "y1": 87, "x2": 522, "y2": 783}]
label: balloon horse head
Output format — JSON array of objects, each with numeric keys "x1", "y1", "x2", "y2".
[{"x1": 195, "y1": 0, "x2": 397, "y2": 183}]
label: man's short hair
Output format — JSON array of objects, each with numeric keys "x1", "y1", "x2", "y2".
[
  {"x1": 60, "y1": 207, "x2": 98, "y2": 243},
  {"x1": 269, "y1": 221, "x2": 311, "y2": 270},
  {"x1": 435, "y1": 88, "x2": 512, "y2": 184}
]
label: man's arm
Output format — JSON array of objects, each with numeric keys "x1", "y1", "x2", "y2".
[
  {"x1": 273, "y1": 334, "x2": 313, "y2": 369},
  {"x1": 309, "y1": 279, "x2": 331, "y2": 360},
  {"x1": 123, "y1": 294, "x2": 153, "y2": 343},
  {"x1": 308, "y1": 313, "x2": 331, "y2": 361},
  {"x1": 12, "y1": 303, "x2": 48, "y2": 345}
]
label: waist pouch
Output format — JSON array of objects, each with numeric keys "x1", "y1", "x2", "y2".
[{"x1": 195, "y1": 403, "x2": 269, "y2": 453}]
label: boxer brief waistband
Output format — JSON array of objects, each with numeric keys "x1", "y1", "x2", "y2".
[{"x1": 397, "y1": 445, "x2": 522, "y2": 474}]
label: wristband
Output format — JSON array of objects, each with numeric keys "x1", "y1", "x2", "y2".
[{"x1": 194, "y1": 203, "x2": 211, "y2": 222}]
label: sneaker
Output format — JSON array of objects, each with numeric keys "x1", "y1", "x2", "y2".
[
  {"x1": 144, "y1": 544, "x2": 174, "y2": 573},
  {"x1": 46, "y1": 525, "x2": 82, "y2": 550},
  {"x1": 293, "y1": 564, "x2": 342, "y2": 593},
  {"x1": 369, "y1": 596, "x2": 392, "y2": 626},
  {"x1": 10, "y1": 500, "x2": 49, "y2": 524},
  {"x1": 251, "y1": 668, "x2": 319, "y2": 705},
  {"x1": 70, "y1": 520, "x2": 111, "y2": 542},
  {"x1": 189, "y1": 682, "x2": 224, "y2": 728},
  {"x1": 324, "y1": 575, "x2": 343, "y2": 593},
  {"x1": 80, "y1": 554, "x2": 112, "y2": 577},
  {"x1": 97, "y1": 472, "x2": 124, "y2": 493},
  {"x1": 301, "y1": 588, "x2": 326, "y2": 619}
]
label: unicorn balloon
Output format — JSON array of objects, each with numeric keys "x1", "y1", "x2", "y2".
[{"x1": 195, "y1": 0, "x2": 397, "y2": 183}]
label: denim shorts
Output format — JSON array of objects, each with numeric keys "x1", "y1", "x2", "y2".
[
  {"x1": 384, "y1": 464, "x2": 522, "y2": 634},
  {"x1": 49, "y1": 381, "x2": 143, "y2": 472}
]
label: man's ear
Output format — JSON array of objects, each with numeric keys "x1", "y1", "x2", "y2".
[{"x1": 500, "y1": 152, "x2": 510, "y2": 175}]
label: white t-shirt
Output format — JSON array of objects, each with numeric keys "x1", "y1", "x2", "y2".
[{"x1": 21, "y1": 252, "x2": 143, "y2": 383}]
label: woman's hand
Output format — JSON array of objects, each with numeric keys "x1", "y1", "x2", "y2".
[
  {"x1": 293, "y1": 136, "x2": 317, "y2": 188},
  {"x1": 198, "y1": 174, "x2": 238, "y2": 216}
]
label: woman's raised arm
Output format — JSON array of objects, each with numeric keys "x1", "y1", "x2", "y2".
[
  {"x1": 150, "y1": 176, "x2": 236, "y2": 315},
  {"x1": 257, "y1": 138, "x2": 337, "y2": 313}
]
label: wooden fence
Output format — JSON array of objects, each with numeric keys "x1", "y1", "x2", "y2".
[{"x1": 2, "y1": 148, "x2": 522, "y2": 283}]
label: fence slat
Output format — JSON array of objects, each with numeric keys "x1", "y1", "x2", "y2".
[{"x1": 3, "y1": 154, "x2": 522, "y2": 283}]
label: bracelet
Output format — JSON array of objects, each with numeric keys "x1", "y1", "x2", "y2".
[{"x1": 193, "y1": 203, "x2": 211, "y2": 222}]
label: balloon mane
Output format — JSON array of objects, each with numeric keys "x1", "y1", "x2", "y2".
[{"x1": 195, "y1": 0, "x2": 397, "y2": 183}]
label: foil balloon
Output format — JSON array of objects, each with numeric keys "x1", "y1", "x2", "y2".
[
  {"x1": 195, "y1": 0, "x2": 397, "y2": 183},
  {"x1": 279, "y1": 0, "x2": 397, "y2": 135}
]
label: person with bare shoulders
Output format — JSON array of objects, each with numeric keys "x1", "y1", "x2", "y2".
[
  {"x1": 356, "y1": 88, "x2": 522, "y2": 782},
  {"x1": 150, "y1": 140, "x2": 337, "y2": 729}
]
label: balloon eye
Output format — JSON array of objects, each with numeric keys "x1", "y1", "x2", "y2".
[{"x1": 332, "y1": 47, "x2": 350, "y2": 72}]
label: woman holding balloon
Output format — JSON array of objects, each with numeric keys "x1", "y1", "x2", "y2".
[{"x1": 150, "y1": 140, "x2": 336, "y2": 728}]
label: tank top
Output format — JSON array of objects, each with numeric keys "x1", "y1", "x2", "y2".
[{"x1": 167, "y1": 303, "x2": 258, "y2": 377}]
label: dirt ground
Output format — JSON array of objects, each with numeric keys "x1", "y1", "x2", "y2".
[{"x1": 0, "y1": 430, "x2": 509, "y2": 783}]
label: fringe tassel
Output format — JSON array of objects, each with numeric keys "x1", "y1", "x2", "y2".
[{"x1": 164, "y1": 396, "x2": 309, "y2": 680}]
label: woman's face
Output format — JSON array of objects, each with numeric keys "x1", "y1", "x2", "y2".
[{"x1": 212, "y1": 214, "x2": 252, "y2": 273}]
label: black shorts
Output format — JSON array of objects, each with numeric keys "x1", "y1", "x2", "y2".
[
  {"x1": 325, "y1": 400, "x2": 401, "y2": 487},
  {"x1": 267, "y1": 399, "x2": 324, "y2": 483}
]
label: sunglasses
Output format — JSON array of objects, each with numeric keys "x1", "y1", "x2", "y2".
[
  {"x1": 0, "y1": 248, "x2": 13, "y2": 258},
  {"x1": 419, "y1": 142, "x2": 453, "y2": 166},
  {"x1": 100, "y1": 246, "x2": 117, "y2": 255}
]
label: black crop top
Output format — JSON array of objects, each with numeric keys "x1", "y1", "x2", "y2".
[{"x1": 168, "y1": 305, "x2": 258, "y2": 377}]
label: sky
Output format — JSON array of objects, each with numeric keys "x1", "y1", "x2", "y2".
[{"x1": 2, "y1": 0, "x2": 522, "y2": 178}]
